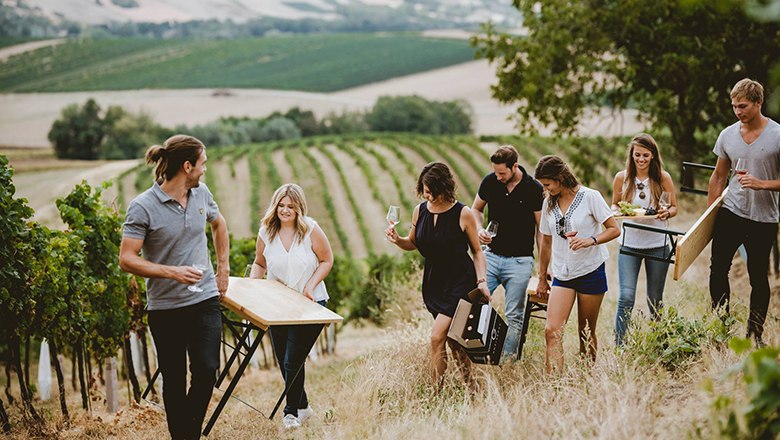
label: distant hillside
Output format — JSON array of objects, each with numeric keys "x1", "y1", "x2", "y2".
[
  {"x1": 0, "y1": 34, "x2": 476, "y2": 92},
  {"x1": 11, "y1": 0, "x2": 522, "y2": 28}
]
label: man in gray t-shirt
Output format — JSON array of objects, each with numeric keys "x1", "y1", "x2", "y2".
[
  {"x1": 707, "y1": 79, "x2": 780, "y2": 346},
  {"x1": 119, "y1": 135, "x2": 230, "y2": 439}
]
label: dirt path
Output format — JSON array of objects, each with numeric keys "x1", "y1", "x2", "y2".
[
  {"x1": 308, "y1": 147, "x2": 368, "y2": 258},
  {"x1": 13, "y1": 159, "x2": 140, "y2": 228},
  {"x1": 324, "y1": 143, "x2": 399, "y2": 256},
  {"x1": 0, "y1": 39, "x2": 64, "y2": 62}
]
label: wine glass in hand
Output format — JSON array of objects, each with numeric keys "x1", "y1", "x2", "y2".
[
  {"x1": 481, "y1": 220, "x2": 499, "y2": 251},
  {"x1": 188, "y1": 263, "x2": 208, "y2": 292},
  {"x1": 386, "y1": 205, "x2": 400, "y2": 241},
  {"x1": 734, "y1": 158, "x2": 748, "y2": 190}
]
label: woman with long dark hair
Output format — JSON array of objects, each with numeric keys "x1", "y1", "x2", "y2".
[
  {"x1": 611, "y1": 134, "x2": 677, "y2": 345},
  {"x1": 534, "y1": 156, "x2": 620, "y2": 373}
]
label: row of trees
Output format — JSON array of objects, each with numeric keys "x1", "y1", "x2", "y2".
[{"x1": 49, "y1": 96, "x2": 473, "y2": 159}]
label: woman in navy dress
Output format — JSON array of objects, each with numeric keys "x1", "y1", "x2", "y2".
[{"x1": 386, "y1": 162, "x2": 490, "y2": 387}]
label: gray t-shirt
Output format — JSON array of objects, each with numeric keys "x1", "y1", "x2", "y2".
[
  {"x1": 713, "y1": 118, "x2": 780, "y2": 223},
  {"x1": 123, "y1": 182, "x2": 221, "y2": 310}
]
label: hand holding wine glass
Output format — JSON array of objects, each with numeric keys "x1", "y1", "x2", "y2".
[
  {"x1": 188, "y1": 263, "x2": 209, "y2": 292},
  {"x1": 734, "y1": 158, "x2": 748, "y2": 190},
  {"x1": 481, "y1": 220, "x2": 499, "y2": 251},
  {"x1": 657, "y1": 191, "x2": 672, "y2": 220},
  {"x1": 385, "y1": 205, "x2": 400, "y2": 241}
]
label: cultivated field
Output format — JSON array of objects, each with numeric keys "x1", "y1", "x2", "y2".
[{"x1": 0, "y1": 35, "x2": 475, "y2": 93}]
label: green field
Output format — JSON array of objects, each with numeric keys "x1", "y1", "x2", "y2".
[{"x1": 0, "y1": 34, "x2": 475, "y2": 92}]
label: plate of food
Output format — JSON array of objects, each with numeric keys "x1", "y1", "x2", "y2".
[{"x1": 613, "y1": 201, "x2": 658, "y2": 219}]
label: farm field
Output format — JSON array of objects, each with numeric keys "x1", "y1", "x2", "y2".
[
  {"x1": 0, "y1": 34, "x2": 475, "y2": 93},
  {"x1": 14, "y1": 133, "x2": 681, "y2": 257}
]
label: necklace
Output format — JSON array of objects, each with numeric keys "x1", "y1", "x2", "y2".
[{"x1": 636, "y1": 178, "x2": 648, "y2": 200}]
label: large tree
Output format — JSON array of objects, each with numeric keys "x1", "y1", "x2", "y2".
[{"x1": 472, "y1": 0, "x2": 780, "y2": 162}]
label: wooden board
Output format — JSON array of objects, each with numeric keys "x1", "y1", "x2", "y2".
[
  {"x1": 525, "y1": 277, "x2": 548, "y2": 305},
  {"x1": 673, "y1": 188, "x2": 727, "y2": 280},
  {"x1": 221, "y1": 277, "x2": 343, "y2": 329}
]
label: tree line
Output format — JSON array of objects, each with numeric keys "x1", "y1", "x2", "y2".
[{"x1": 48, "y1": 96, "x2": 473, "y2": 160}]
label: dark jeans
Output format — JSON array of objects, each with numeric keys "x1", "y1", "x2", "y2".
[
  {"x1": 148, "y1": 297, "x2": 221, "y2": 440},
  {"x1": 270, "y1": 300, "x2": 325, "y2": 417},
  {"x1": 709, "y1": 208, "x2": 778, "y2": 340}
]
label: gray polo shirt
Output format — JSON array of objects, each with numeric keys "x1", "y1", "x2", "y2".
[
  {"x1": 123, "y1": 182, "x2": 220, "y2": 310},
  {"x1": 713, "y1": 118, "x2": 780, "y2": 223}
]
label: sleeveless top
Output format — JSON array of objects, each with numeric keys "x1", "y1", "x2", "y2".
[
  {"x1": 259, "y1": 216, "x2": 329, "y2": 302},
  {"x1": 621, "y1": 177, "x2": 667, "y2": 249},
  {"x1": 414, "y1": 201, "x2": 476, "y2": 317}
]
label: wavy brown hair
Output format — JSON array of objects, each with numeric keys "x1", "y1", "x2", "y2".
[
  {"x1": 416, "y1": 162, "x2": 456, "y2": 203},
  {"x1": 621, "y1": 133, "x2": 664, "y2": 206},
  {"x1": 261, "y1": 183, "x2": 309, "y2": 244},
  {"x1": 534, "y1": 155, "x2": 580, "y2": 213},
  {"x1": 144, "y1": 134, "x2": 204, "y2": 184}
]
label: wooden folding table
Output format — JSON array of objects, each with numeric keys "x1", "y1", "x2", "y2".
[{"x1": 141, "y1": 277, "x2": 343, "y2": 436}]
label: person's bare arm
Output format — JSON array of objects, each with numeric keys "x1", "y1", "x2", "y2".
[
  {"x1": 303, "y1": 225, "x2": 334, "y2": 301},
  {"x1": 119, "y1": 237, "x2": 203, "y2": 285},
  {"x1": 461, "y1": 206, "x2": 490, "y2": 302},
  {"x1": 210, "y1": 214, "x2": 230, "y2": 296},
  {"x1": 249, "y1": 234, "x2": 268, "y2": 279},
  {"x1": 611, "y1": 170, "x2": 625, "y2": 211},
  {"x1": 386, "y1": 204, "x2": 419, "y2": 251},
  {"x1": 708, "y1": 157, "x2": 731, "y2": 206}
]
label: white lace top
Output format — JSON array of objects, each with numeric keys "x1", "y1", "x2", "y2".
[{"x1": 258, "y1": 216, "x2": 329, "y2": 302}]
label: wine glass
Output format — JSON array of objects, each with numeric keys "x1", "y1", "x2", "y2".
[
  {"x1": 481, "y1": 220, "x2": 499, "y2": 251},
  {"x1": 733, "y1": 158, "x2": 748, "y2": 191},
  {"x1": 563, "y1": 220, "x2": 580, "y2": 253},
  {"x1": 658, "y1": 192, "x2": 671, "y2": 210},
  {"x1": 188, "y1": 263, "x2": 209, "y2": 292},
  {"x1": 386, "y1": 205, "x2": 400, "y2": 227}
]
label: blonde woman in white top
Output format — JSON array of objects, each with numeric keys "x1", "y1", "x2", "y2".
[
  {"x1": 249, "y1": 183, "x2": 333, "y2": 429},
  {"x1": 611, "y1": 134, "x2": 677, "y2": 346}
]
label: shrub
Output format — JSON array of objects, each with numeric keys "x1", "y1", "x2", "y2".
[
  {"x1": 708, "y1": 338, "x2": 780, "y2": 440},
  {"x1": 625, "y1": 306, "x2": 733, "y2": 371}
]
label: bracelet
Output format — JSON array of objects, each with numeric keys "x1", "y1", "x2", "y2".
[
  {"x1": 590, "y1": 236, "x2": 598, "y2": 246},
  {"x1": 476, "y1": 278, "x2": 486, "y2": 285}
]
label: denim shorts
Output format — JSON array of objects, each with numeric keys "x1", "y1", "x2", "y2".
[{"x1": 552, "y1": 262, "x2": 607, "y2": 295}]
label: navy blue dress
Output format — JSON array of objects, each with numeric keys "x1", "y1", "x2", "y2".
[{"x1": 415, "y1": 201, "x2": 477, "y2": 317}]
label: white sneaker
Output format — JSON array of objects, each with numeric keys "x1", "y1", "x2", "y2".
[
  {"x1": 282, "y1": 414, "x2": 301, "y2": 429},
  {"x1": 298, "y1": 405, "x2": 314, "y2": 424}
]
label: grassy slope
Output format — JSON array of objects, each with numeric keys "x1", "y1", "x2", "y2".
[{"x1": 0, "y1": 34, "x2": 475, "y2": 92}]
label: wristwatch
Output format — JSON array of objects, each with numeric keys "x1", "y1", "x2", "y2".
[{"x1": 590, "y1": 236, "x2": 598, "y2": 245}]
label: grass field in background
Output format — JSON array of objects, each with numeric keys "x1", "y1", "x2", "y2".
[{"x1": 0, "y1": 34, "x2": 475, "y2": 92}]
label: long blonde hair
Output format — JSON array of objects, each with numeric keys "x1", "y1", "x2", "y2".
[
  {"x1": 621, "y1": 133, "x2": 664, "y2": 206},
  {"x1": 261, "y1": 183, "x2": 309, "y2": 244}
]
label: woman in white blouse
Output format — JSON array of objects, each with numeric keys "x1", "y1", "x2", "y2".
[
  {"x1": 534, "y1": 156, "x2": 620, "y2": 374},
  {"x1": 249, "y1": 183, "x2": 333, "y2": 429}
]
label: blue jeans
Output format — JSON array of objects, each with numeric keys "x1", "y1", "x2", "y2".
[
  {"x1": 269, "y1": 300, "x2": 326, "y2": 417},
  {"x1": 615, "y1": 245, "x2": 670, "y2": 345},
  {"x1": 485, "y1": 251, "x2": 534, "y2": 359}
]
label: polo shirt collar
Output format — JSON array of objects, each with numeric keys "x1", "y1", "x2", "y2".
[{"x1": 152, "y1": 182, "x2": 177, "y2": 203}]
